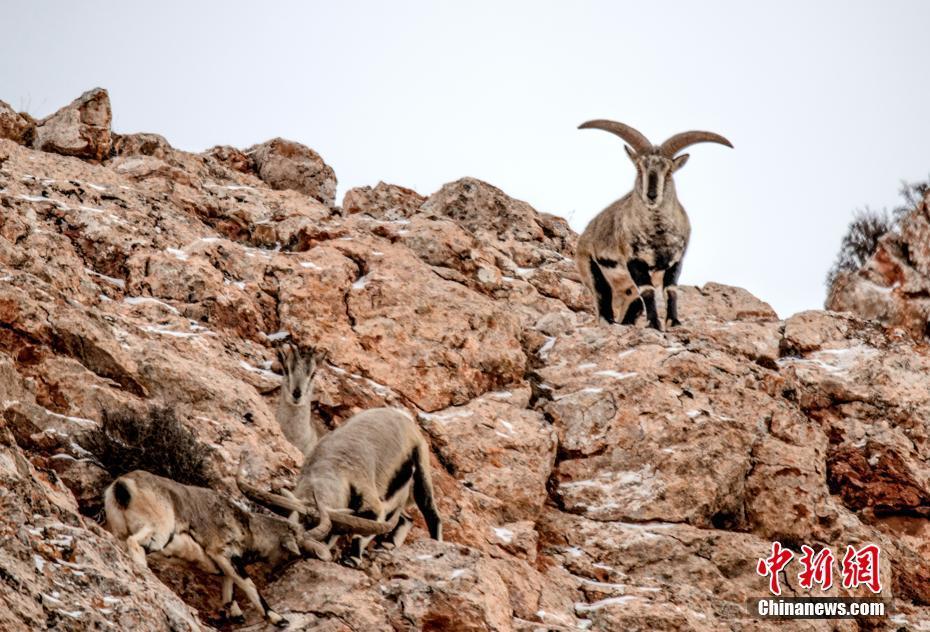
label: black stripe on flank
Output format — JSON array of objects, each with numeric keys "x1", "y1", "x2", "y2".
[
  {"x1": 231, "y1": 555, "x2": 249, "y2": 579},
  {"x1": 355, "y1": 509, "x2": 377, "y2": 520},
  {"x1": 386, "y1": 449, "x2": 417, "y2": 499},
  {"x1": 348, "y1": 485, "x2": 363, "y2": 512},
  {"x1": 113, "y1": 480, "x2": 131, "y2": 508},
  {"x1": 595, "y1": 257, "x2": 618, "y2": 268},
  {"x1": 589, "y1": 257, "x2": 614, "y2": 324}
]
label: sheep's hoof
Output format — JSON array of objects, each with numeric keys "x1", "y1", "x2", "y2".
[
  {"x1": 343, "y1": 555, "x2": 363, "y2": 568},
  {"x1": 668, "y1": 319, "x2": 682, "y2": 328},
  {"x1": 267, "y1": 611, "x2": 289, "y2": 627},
  {"x1": 210, "y1": 611, "x2": 244, "y2": 627}
]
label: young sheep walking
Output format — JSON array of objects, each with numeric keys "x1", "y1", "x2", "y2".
[
  {"x1": 576, "y1": 119, "x2": 732, "y2": 329},
  {"x1": 104, "y1": 470, "x2": 334, "y2": 627},
  {"x1": 275, "y1": 342, "x2": 327, "y2": 460}
]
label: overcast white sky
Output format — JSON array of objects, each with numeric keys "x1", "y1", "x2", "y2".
[{"x1": 3, "y1": 1, "x2": 928, "y2": 317}]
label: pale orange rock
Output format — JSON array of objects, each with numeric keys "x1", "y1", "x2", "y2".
[{"x1": 1, "y1": 89, "x2": 930, "y2": 629}]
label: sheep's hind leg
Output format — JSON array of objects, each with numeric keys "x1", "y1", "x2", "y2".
[{"x1": 627, "y1": 259, "x2": 661, "y2": 330}]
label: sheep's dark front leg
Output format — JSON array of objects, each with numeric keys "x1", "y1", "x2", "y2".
[
  {"x1": 663, "y1": 261, "x2": 682, "y2": 328},
  {"x1": 627, "y1": 259, "x2": 661, "y2": 330}
]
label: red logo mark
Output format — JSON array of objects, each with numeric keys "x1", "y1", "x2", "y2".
[
  {"x1": 756, "y1": 541, "x2": 794, "y2": 596},
  {"x1": 841, "y1": 544, "x2": 882, "y2": 593},
  {"x1": 798, "y1": 545, "x2": 835, "y2": 590}
]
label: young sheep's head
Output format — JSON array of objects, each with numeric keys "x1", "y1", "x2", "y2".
[
  {"x1": 276, "y1": 342, "x2": 327, "y2": 405},
  {"x1": 579, "y1": 119, "x2": 733, "y2": 209}
]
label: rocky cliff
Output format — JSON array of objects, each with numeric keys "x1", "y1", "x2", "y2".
[
  {"x1": 2, "y1": 89, "x2": 930, "y2": 631},
  {"x1": 828, "y1": 190, "x2": 930, "y2": 340}
]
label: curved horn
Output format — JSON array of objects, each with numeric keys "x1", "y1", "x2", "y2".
[
  {"x1": 236, "y1": 470, "x2": 399, "y2": 536},
  {"x1": 659, "y1": 131, "x2": 733, "y2": 157},
  {"x1": 330, "y1": 510, "x2": 400, "y2": 535},
  {"x1": 578, "y1": 119, "x2": 652, "y2": 154},
  {"x1": 236, "y1": 472, "x2": 316, "y2": 517}
]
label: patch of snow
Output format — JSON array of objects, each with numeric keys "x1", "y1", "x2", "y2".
[
  {"x1": 538, "y1": 336, "x2": 556, "y2": 359},
  {"x1": 239, "y1": 360, "x2": 280, "y2": 381},
  {"x1": 45, "y1": 410, "x2": 96, "y2": 428},
  {"x1": 575, "y1": 596, "x2": 636, "y2": 613},
  {"x1": 85, "y1": 269, "x2": 125, "y2": 289},
  {"x1": 492, "y1": 527, "x2": 514, "y2": 543},
  {"x1": 515, "y1": 267, "x2": 535, "y2": 278},
  {"x1": 577, "y1": 363, "x2": 598, "y2": 370},
  {"x1": 48, "y1": 535, "x2": 73, "y2": 548},
  {"x1": 450, "y1": 568, "x2": 467, "y2": 579},
  {"x1": 263, "y1": 330, "x2": 290, "y2": 342},
  {"x1": 594, "y1": 370, "x2": 637, "y2": 380},
  {"x1": 487, "y1": 391, "x2": 512, "y2": 400},
  {"x1": 300, "y1": 261, "x2": 322, "y2": 270},
  {"x1": 123, "y1": 296, "x2": 179, "y2": 315},
  {"x1": 352, "y1": 274, "x2": 370, "y2": 290},
  {"x1": 554, "y1": 387, "x2": 603, "y2": 401},
  {"x1": 573, "y1": 574, "x2": 627, "y2": 592},
  {"x1": 34, "y1": 554, "x2": 46, "y2": 572},
  {"x1": 564, "y1": 546, "x2": 584, "y2": 557},
  {"x1": 686, "y1": 409, "x2": 702, "y2": 418},
  {"x1": 777, "y1": 343, "x2": 878, "y2": 376},
  {"x1": 41, "y1": 593, "x2": 63, "y2": 606},
  {"x1": 224, "y1": 279, "x2": 246, "y2": 290},
  {"x1": 86, "y1": 182, "x2": 107, "y2": 191},
  {"x1": 59, "y1": 609, "x2": 84, "y2": 620},
  {"x1": 165, "y1": 247, "x2": 189, "y2": 261},
  {"x1": 371, "y1": 251, "x2": 384, "y2": 256},
  {"x1": 141, "y1": 325, "x2": 199, "y2": 338},
  {"x1": 418, "y1": 408, "x2": 474, "y2": 425}
]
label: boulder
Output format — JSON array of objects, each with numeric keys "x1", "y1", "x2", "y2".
[
  {"x1": 248, "y1": 137, "x2": 337, "y2": 205},
  {"x1": 32, "y1": 88, "x2": 112, "y2": 161},
  {"x1": 0, "y1": 100, "x2": 34, "y2": 144}
]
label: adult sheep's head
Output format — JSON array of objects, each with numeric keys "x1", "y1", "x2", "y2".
[{"x1": 579, "y1": 119, "x2": 733, "y2": 209}]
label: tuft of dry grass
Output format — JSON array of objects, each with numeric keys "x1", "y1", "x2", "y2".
[{"x1": 79, "y1": 405, "x2": 213, "y2": 487}]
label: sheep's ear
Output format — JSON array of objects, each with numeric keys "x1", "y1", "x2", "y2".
[
  {"x1": 673, "y1": 153, "x2": 690, "y2": 171},
  {"x1": 300, "y1": 535, "x2": 332, "y2": 561},
  {"x1": 276, "y1": 347, "x2": 288, "y2": 370},
  {"x1": 624, "y1": 145, "x2": 637, "y2": 162},
  {"x1": 283, "y1": 537, "x2": 300, "y2": 557},
  {"x1": 314, "y1": 348, "x2": 329, "y2": 365}
]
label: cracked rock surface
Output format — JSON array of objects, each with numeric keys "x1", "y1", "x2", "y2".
[{"x1": 1, "y1": 89, "x2": 930, "y2": 630}]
